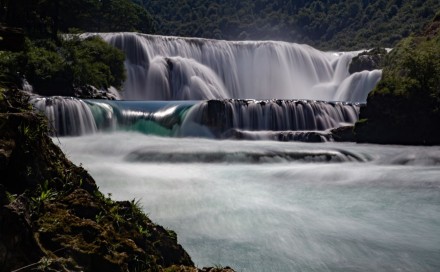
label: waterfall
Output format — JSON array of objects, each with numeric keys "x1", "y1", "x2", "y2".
[
  {"x1": 32, "y1": 95, "x2": 360, "y2": 140},
  {"x1": 32, "y1": 96, "x2": 97, "y2": 136},
  {"x1": 180, "y1": 100, "x2": 360, "y2": 138},
  {"x1": 32, "y1": 33, "x2": 380, "y2": 139},
  {"x1": 98, "y1": 33, "x2": 381, "y2": 102},
  {"x1": 32, "y1": 96, "x2": 196, "y2": 137}
]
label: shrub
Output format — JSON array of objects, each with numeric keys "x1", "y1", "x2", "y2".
[{"x1": 0, "y1": 36, "x2": 126, "y2": 96}]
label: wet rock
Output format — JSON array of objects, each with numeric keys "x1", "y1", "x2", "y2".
[
  {"x1": 349, "y1": 48, "x2": 387, "y2": 74},
  {"x1": 331, "y1": 126, "x2": 355, "y2": 142},
  {"x1": 223, "y1": 129, "x2": 332, "y2": 143},
  {"x1": 74, "y1": 85, "x2": 120, "y2": 100},
  {"x1": 0, "y1": 195, "x2": 43, "y2": 271}
]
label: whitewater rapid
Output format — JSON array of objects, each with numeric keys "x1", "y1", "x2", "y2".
[
  {"x1": 95, "y1": 33, "x2": 381, "y2": 102},
  {"x1": 57, "y1": 132, "x2": 440, "y2": 272},
  {"x1": 31, "y1": 34, "x2": 385, "y2": 137},
  {"x1": 32, "y1": 97, "x2": 361, "y2": 137}
]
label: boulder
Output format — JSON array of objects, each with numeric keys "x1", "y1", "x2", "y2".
[
  {"x1": 349, "y1": 48, "x2": 387, "y2": 74},
  {"x1": 330, "y1": 126, "x2": 355, "y2": 142}
]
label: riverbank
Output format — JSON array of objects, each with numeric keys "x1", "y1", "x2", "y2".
[{"x1": 0, "y1": 89, "x2": 233, "y2": 272}]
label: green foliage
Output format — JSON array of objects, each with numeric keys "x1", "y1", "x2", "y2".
[
  {"x1": 372, "y1": 34, "x2": 440, "y2": 98},
  {"x1": 6, "y1": 191, "x2": 17, "y2": 203},
  {"x1": 138, "y1": 224, "x2": 151, "y2": 237},
  {"x1": 63, "y1": 37, "x2": 126, "y2": 90},
  {"x1": 130, "y1": 198, "x2": 144, "y2": 215},
  {"x1": 141, "y1": 0, "x2": 440, "y2": 50},
  {"x1": 0, "y1": 50, "x2": 26, "y2": 88},
  {"x1": 355, "y1": 18, "x2": 440, "y2": 144},
  {"x1": 33, "y1": 180, "x2": 58, "y2": 202},
  {"x1": 0, "y1": 0, "x2": 154, "y2": 39},
  {"x1": 30, "y1": 180, "x2": 58, "y2": 215},
  {"x1": 0, "y1": 36, "x2": 125, "y2": 95}
]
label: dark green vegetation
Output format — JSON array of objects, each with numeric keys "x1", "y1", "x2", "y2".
[
  {"x1": 0, "y1": 89, "x2": 235, "y2": 271},
  {"x1": 355, "y1": 14, "x2": 440, "y2": 145},
  {"x1": 0, "y1": 37, "x2": 125, "y2": 96},
  {"x1": 0, "y1": 0, "x2": 145, "y2": 96},
  {"x1": 140, "y1": 0, "x2": 440, "y2": 50},
  {"x1": 1, "y1": 0, "x2": 153, "y2": 39}
]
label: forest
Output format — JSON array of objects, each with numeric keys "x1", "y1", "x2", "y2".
[{"x1": 140, "y1": 0, "x2": 440, "y2": 50}]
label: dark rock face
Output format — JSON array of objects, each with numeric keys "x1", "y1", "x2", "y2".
[
  {"x1": 355, "y1": 93, "x2": 440, "y2": 145},
  {"x1": 222, "y1": 129, "x2": 333, "y2": 142},
  {"x1": 349, "y1": 48, "x2": 387, "y2": 74},
  {"x1": 73, "y1": 85, "x2": 120, "y2": 100},
  {"x1": 202, "y1": 100, "x2": 234, "y2": 137},
  {"x1": 330, "y1": 126, "x2": 355, "y2": 142},
  {"x1": 0, "y1": 90, "x2": 198, "y2": 271},
  {"x1": 0, "y1": 195, "x2": 44, "y2": 271}
]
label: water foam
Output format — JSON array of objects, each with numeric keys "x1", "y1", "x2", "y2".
[{"x1": 98, "y1": 33, "x2": 381, "y2": 102}]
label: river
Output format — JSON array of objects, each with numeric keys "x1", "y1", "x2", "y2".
[{"x1": 56, "y1": 132, "x2": 440, "y2": 272}]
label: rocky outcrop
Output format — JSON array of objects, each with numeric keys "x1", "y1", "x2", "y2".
[
  {"x1": 73, "y1": 85, "x2": 121, "y2": 100},
  {"x1": 0, "y1": 89, "x2": 233, "y2": 271},
  {"x1": 354, "y1": 16, "x2": 440, "y2": 145},
  {"x1": 330, "y1": 126, "x2": 355, "y2": 142},
  {"x1": 349, "y1": 48, "x2": 387, "y2": 74}
]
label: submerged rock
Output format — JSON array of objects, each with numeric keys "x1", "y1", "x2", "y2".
[{"x1": 222, "y1": 128, "x2": 333, "y2": 142}]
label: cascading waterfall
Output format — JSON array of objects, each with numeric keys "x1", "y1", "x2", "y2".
[
  {"x1": 32, "y1": 96, "x2": 196, "y2": 136},
  {"x1": 179, "y1": 100, "x2": 360, "y2": 138},
  {"x1": 98, "y1": 33, "x2": 381, "y2": 102},
  {"x1": 32, "y1": 95, "x2": 360, "y2": 140},
  {"x1": 33, "y1": 33, "x2": 383, "y2": 139},
  {"x1": 32, "y1": 96, "x2": 97, "y2": 136}
]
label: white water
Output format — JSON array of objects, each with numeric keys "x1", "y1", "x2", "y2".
[
  {"x1": 39, "y1": 34, "x2": 439, "y2": 271},
  {"x1": 31, "y1": 34, "x2": 383, "y2": 137},
  {"x1": 57, "y1": 132, "x2": 440, "y2": 272},
  {"x1": 32, "y1": 96, "x2": 97, "y2": 136},
  {"x1": 32, "y1": 97, "x2": 361, "y2": 137},
  {"x1": 98, "y1": 33, "x2": 381, "y2": 102},
  {"x1": 182, "y1": 100, "x2": 359, "y2": 138}
]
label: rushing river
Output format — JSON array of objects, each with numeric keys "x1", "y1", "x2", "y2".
[
  {"x1": 56, "y1": 132, "x2": 440, "y2": 272},
  {"x1": 36, "y1": 32, "x2": 438, "y2": 271}
]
